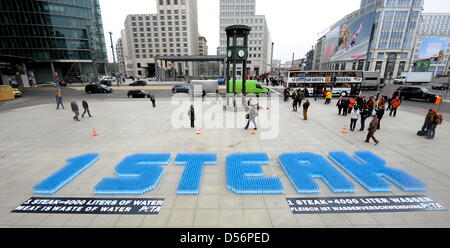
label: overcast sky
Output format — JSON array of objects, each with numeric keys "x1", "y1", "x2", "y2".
[{"x1": 99, "y1": 0, "x2": 450, "y2": 63}]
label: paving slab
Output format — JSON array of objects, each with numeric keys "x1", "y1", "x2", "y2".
[{"x1": 0, "y1": 98, "x2": 449, "y2": 228}]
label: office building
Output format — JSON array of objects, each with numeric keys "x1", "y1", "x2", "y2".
[
  {"x1": 412, "y1": 13, "x2": 450, "y2": 76},
  {"x1": 121, "y1": 0, "x2": 199, "y2": 77},
  {"x1": 199, "y1": 36, "x2": 208, "y2": 56},
  {"x1": 219, "y1": 0, "x2": 272, "y2": 76},
  {"x1": 315, "y1": 0, "x2": 424, "y2": 79},
  {"x1": 0, "y1": 0, "x2": 108, "y2": 84},
  {"x1": 116, "y1": 37, "x2": 126, "y2": 75}
]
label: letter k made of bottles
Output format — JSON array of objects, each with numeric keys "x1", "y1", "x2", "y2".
[{"x1": 33, "y1": 151, "x2": 427, "y2": 196}]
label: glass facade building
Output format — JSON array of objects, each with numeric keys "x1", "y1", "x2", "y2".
[
  {"x1": 413, "y1": 13, "x2": 450, "y2": 76},
  {"x1": 316, "y1": 0, "x2": 425, "y2": 79},
  {"x1": 0, "y1": 0, "x2": 107, "y2": 83}
]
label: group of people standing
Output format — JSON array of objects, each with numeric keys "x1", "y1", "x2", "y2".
[
  {"x1": 419, "y1": 109, "x2": 443, "y2": 140},
  {"x1": 332, "y1": 91, "x2": 407, "y2": 145},
  {"x1": 290, "y1": 89, "x2": 310, "y2": 120},
  {"x1": 55, "y1": 91, "x2": 93, "y2": 121}
]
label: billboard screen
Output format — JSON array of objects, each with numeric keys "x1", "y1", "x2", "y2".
[
  {"x1": 418, "y1": 37, "x2": 449, "y2": 62},
  {"x1": 322, "y1": 13, "x2": 376, "y2": 63}
]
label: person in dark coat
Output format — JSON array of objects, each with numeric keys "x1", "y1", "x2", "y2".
[
  {"x1": 336, "y1": 97, "x2": 344, "y2": 115},
  {"x1": 342, "y1": 98, "x2": 349, "y2": 116},
  {"x1": 292, "y1": 91, "x2": 298, "y2": 112},
  {"x1": 202, "y1": 90, "x2": 207, "y2": 102},
  {"x1": 188, "y1": 105, "x2": 195, "y2": 128},
  {"x1": 81, "y1": 99, "x2": 92, "y2": 118},
  {"x1": 376, "y1": 107, "x2": 385, "y2": 130},
  {"x1": 149, "y1": 93, "x2": 156, "y2": 108},
  {"x1": 359, "y1": 108, "x2": 369, "y2": 131},
  {"x1": 70, "y1": 99, "x2": 80, "y2": 121}
]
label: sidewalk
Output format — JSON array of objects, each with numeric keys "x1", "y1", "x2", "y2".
[{"x1": 0, "y1": 97, "x2": 448, "y2": 228}]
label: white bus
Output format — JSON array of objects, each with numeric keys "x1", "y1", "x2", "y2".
[{"x1": 287, "y1": 70, "x2": 363, "y2": 97}]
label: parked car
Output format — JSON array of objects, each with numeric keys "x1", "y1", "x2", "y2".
[
  {"x1": 12, "y1": 88, "x2": 22, "y2": 98},
  {"x1": 432, "y1": 83, "x2": 450, "y2": 90},
  {"x1": 397, "y1": 86, "x2": 439, "y2": 103},
  {"x1": 172, "y1": 85, "x2": 191, "y2": 93},
  {"x1": 100, "y1": 80, "x2": 113, "y2": 86},
  {"x1": 127, "y1": 90, "x2": 150, "y2": 98},
  {"x1": 85, "y1": 84, "x2": 113, "y2": 94},
  {"x1": 129, "y1": 80, "x2": 147, "y2": 86}
]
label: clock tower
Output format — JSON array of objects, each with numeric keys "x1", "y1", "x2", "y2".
[{"x1": 225, "y1": 25, "x2": 251, "y2": 109}]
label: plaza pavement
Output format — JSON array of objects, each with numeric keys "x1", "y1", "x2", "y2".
[{"x1": 0, "y1": 95, "x2": 449, "y2": 228}]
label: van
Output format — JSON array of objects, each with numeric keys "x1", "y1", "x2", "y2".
[{"x1": 227, "y1": 80, "x2": 269, "y2": 95}]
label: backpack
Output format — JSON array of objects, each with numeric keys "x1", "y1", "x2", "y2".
[{"x1": 437, "y1": 114, "x2": 443, "y2": 125}]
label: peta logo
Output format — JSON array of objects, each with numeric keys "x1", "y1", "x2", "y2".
[{"x1": 33, "y1": 151, "x2": 427, "y2": 196}]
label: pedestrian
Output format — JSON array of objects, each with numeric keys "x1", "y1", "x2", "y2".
[
  {"x1": 70, "y1": 99, "x2": 80, "y2": 121},
  {"x1": 284, "y1": 87, "x2": 290, "y2": 102},
  {"x1": 297, "y1": 89, "x2": 305, "y2": 108},
  {"x1": 342, "y1": 98, "x2": 349, "y2": 116},
  {"x1": 188, "y1": 105, "x2": 195, "y2": 128},
  {"x1": 149, "y1": 93, "x2": 156, "y2": 108},
  {"x1": 336, "y1": 97, "x2": 344, "y2": 115},
  {"x1": 350, "y1": 108, "x2": 360, "y2": 131},
  {"x1": 376, "y1": 107, "x2": 385, "y2": 130},
  {"x1": 303, "y1": 100, "x2": 310, "y2": 120},
  {"x1": 81, "y1": 99, "x2": 93, "y2": 118},
  {"x1": 348, "y1": 97, "x2": 356, "y2": 114},
  {"x1": 365, "y1": 115, "x2": 380, "y2": 145},
  {"x1": 325, "y1": 90, "x2": 333, "y2": 105},
  {"x1": 356, "y1": 95, "x2": 364, "y2": 111},
  {"x1": 389, "y1": 96, "x2": 401, "y2": 117},
  {"x1": 292, "y1": 90, "x2": 298, "y2": 112},
  {"x1": 420, "y1": 109, "x2": 435, "y2": 135},
  {"x1": 56, "y1": 91, "x2": 65, "y2": 110},
  {"x1": 313, "y1": 87, "x2": 319, "y2": 101},
  {"x1": 359, "y1": 107, "x2": 369, "y2": 131},
  {"x1": 323, "y1": 89, "x2": 328, "y2": 101},
  {"x1": 245, "y1": 106, "x2": 258, "y2": 130},
  {"x1": 426, "y1": 111, "x2": 442, "y2": 140},
  {"x1": 366, "y1": 97, "x2": 374, "y2": 116},
  {"x1": 202, "y1": 89, "x2": 207, "y2": 102}
]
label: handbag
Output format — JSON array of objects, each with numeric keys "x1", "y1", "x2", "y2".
[{"x1": 246, "y1": 114, "x2": 250, "y2": 120}]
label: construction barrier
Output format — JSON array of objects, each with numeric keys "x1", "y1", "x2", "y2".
[{"x1": 0, "y1": 85, "x2": 14, "y2": 101}]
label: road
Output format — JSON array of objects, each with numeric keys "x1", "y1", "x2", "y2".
[{"x1": 1, "y1": 82, "x2": 450, "y2": 115}]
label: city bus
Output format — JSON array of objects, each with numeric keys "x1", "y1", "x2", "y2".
[{"x1": 287, "y1": 70, "x2": 363, "y2": 97}]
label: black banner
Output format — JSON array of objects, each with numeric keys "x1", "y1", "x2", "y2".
[
  {"x1": 11, "y1": 197, "x2": 164, "y2": 215},
  {"x1": 287, "y1": 195, "x2": 447, "y2": 214}
]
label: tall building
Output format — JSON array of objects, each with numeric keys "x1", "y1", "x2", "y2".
[
  {"x1": 116, "y1": 37, "x2": 126, "y2": 75},
  {"x1": 0, "y1": 0, "x2": 108, "y2": 84},
  {"x1": 219, "y1": 0, "x2": 272, "y2": 76},
  {"x1": 199, "y1": 36, "x2": 208, "y2": 56},
  {"x1": 121, "y1": 0, "x2": 199, "y2": 77},
  {"x1": 315, "y1": 0, "x2": 424, "y2": 79},
  {"x1": 412, "y1": 13, "x2": 450, "y2": 76}
]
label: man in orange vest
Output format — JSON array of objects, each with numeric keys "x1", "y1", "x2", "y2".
[{"x1": 389, "y1": 96, "x2": 401, "y2": 117}]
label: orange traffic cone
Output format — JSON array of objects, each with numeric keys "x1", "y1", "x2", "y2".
[
  {"x1": 196, "y1": 129, "x2": 202, "y2": 135},
  {"x1": 92, "y1": 128, "x2": 99, "y2": 137},
  {"x1": 341, "y1": 126, "x2": 348, "y2": 134}
]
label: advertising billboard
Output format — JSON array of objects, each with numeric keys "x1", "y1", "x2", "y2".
[
  {"x1": 418, "y1": 37, "x2": 449, "y2": 62},
  {"x1": 322, "y1": 13, "x2": 376, "y2": 63}
]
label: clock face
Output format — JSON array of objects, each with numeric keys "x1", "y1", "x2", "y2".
[
  {"x1": 238, "y1": 50, "x2": 245, "y2": 58},
  {"x1": 227, "y1": 50, "x2": 232, "y2": 58}
]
